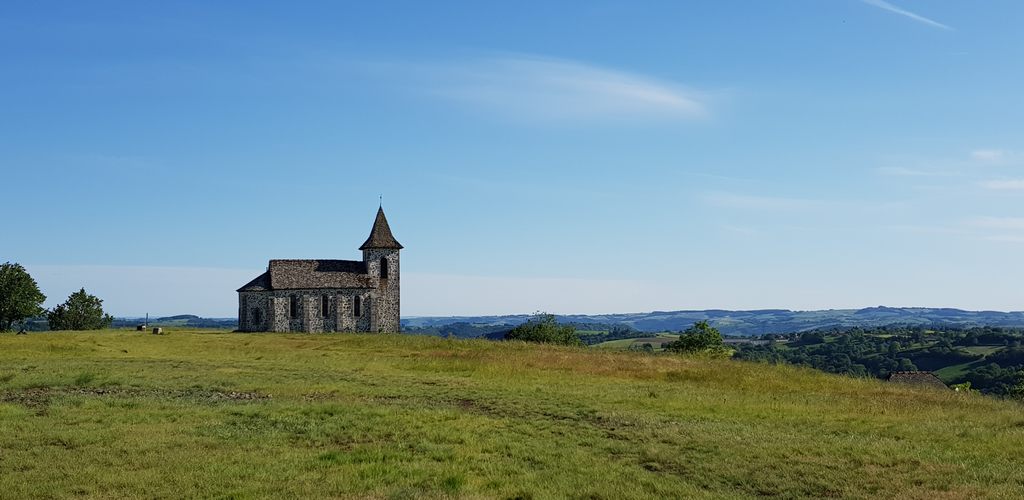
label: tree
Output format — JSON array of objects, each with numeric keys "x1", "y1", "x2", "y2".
[
  {"x1": 800, "y1": 331, "x2": 826, "y2": 345},
  {"x1": 665, "y1": 321, "x2": 725, "y2": 354},
  {"x1": 896, "y1": 358, "x2": 918, "y2": 371},
  {"x1": 47, "y1": 288, "x2": 113, "y2": 331},
  {"x1": 505, "y1": 313, "x2": 582, "y2": 346},
  {"x1": 0, "y1": 262, "x2": 46, "y2": 331}
]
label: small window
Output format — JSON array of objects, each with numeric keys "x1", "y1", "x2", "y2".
[
  {"x1": 380, "y1": 257, "x2": 389, "y2": 279},
  {"x1": 252, "y1": 308, "x2": 262, "y2": 325},
  {"x1": 290, "y1": 295, "x2": 299, "y2": 319},
  {"x1": 321, "y1": 295, "x2": 330, "y2": 317},
  {"x1": 353, "y1": 296, "x2": 361, "y2": 317}
]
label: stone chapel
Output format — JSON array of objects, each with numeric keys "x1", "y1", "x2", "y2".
[{"x1": 236, "y1": 207, "x2": 401, "y2": 332}]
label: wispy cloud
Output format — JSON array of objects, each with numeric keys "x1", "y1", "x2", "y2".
[
  {"x1": 875, "y1": 148, "x2": 1020, "y2": 183},
  {"x1": 385, "y1": 55, "x2": 709, "y2": 123},
  {"x1": 875, "y1": 166, "x2": 957, "y2": 177},
  {"x1": 964, "y1": 217, "x2": 1024, "y2": 244},
  {"x1": 860, "y1": 0, "x2": 952, "y2": 30},
  {"x1": 978, "y1": 179, "x2": 1024, "y2": 191},
  {"x1": 972, "y1": 149, "x2": 1007, "y2": 163},
  {"x1": 703, "y1": 192, "x2": 821, "y2": 211},
  {"x1": 967, "y1": 216, "x2": 1024, "y2": 231},
  {"x1": 985, "y1": 235, "x2": 1024, "y2": 243}
]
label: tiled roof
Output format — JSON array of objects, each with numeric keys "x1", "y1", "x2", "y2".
[
  {"x1": 236, "y1": 271, "x2": 270, "y2": 292},
  {"x1": 359, "y1": 207, "x2": 403, "y2": 250},
  {"x1": 265, "y1": 259, "x2": 374, "y2": 290},
  {"x1": 238, "y1": 208, "x2": 402, "y2": 293},
  {"x1": 887, "y1": 371, "x2": 949, "y2": 390}
]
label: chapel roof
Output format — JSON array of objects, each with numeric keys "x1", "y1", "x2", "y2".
[
  {"x1": 237, "y1": 260, "x2": 376, "y2": 292},
  {"x1": 267, "y1": 259, "x2": 373, "y2": 290},
  {"x1": 238, "y1": 208, "x2": 401, "y2": 292},
  {"x1": 359, "y1": 207, "x2": 403, "y2": 250}
]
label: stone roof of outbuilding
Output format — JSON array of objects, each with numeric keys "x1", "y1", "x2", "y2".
[
  {"x1": 237, "y1": 272, "x2": 271, "y2": 292},
  {"x1": 887, "y1": 371, "x2": 949, "y2": 390},
  {"x1": 359, "y1": 207, "x2": 403, "y2": 250}
]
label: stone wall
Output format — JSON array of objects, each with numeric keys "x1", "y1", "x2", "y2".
[
  {"x1": 362, "y1": 248, "x2": 401, "y2": 332},
  {"x1": 271, "y1": 297, "x2": 289, "y2": 332},
  {"x1": 238, "y1": 288, "x2": 375, "y2": 333},
  {"x1": 237, "y1": 244, "x2": 400, "y2": 333}
]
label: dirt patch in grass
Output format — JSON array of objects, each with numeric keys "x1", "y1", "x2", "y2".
[
  {"x1": 302, "y1": 391, "x2": 339, "y2": 402},
  {"x1": 0, "y1": 388, "x2": 53, "y2": 414},
  {"x1": 1, "y1": 386, "x2": 271, "y2": 414}
]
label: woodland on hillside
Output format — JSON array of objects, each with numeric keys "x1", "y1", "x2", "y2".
[{"x1": 732, "y1": 325, "x2": 1024, "y2": 395}]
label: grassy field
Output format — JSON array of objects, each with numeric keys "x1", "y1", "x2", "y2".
[
  {"x1": 593, "y1": 334, "x2": 678, "y2": 351},
  {"x1": 2, "y1": 330, "x2": 1024, "y2": 498}
]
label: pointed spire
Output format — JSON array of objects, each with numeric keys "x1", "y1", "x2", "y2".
[{"x1": 359, "y1": 207, "x2": 403, "y2": 250}]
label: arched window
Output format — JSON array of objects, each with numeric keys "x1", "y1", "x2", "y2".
[
  {"x1": 321, "y1": 295, "x2": 330, "y2": 317},
  {"x1": 252, "y1": 308, "x2": 262, "y2": 326},
  {"x1": 380, "y1": 257, "x2": 389, "y2": 279},
  {"x1": 290, "y1": 295, "x2": 299, "y2": 319},
  {"x1": 353, "y1": 296, "x2": 361, "y2": 317}
]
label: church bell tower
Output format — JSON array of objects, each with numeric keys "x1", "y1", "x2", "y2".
[{"x1": 360, "y1": 207, "x2": 402, "y2": 332}]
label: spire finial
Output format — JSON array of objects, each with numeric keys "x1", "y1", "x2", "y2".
[{"x1": 379, "y1": 194, "x2": 382, "y2": 208}]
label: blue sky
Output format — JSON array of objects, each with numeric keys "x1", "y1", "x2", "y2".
[{"x1": 4, "y1": 1, "x2": 1024, "y2": 316}]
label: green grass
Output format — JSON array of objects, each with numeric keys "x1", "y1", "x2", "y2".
[
  {"x1": 934, "y1": 360, "x2": 982, "y2": 382},
  {"x1": 2, "y1": 329, "x2": 1024, "y2": 498},
  {"x1": 934, "y1": 346, "x2": 1003, "y2": 382},
  {"x1": 593, "y1": 333, "x2": 678, "y2": 351},
  {"x1": 962, "y1": 345, "x2": 1003, "y2": 356}
]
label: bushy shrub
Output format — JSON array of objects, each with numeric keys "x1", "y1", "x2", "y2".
[
  {"x1": 505, "y1": 313, "x2": 582, "y2": 346},
  {"x1": 47, "y1": 288, "x2": 113, "y2": 331},
  {"x1": 665, "y1": 321, "x2": 727, "y2": 355}
]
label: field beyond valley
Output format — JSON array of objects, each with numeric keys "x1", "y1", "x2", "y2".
[{"x1": 2, "y1": 330, "x2": 1024, "y2": 498}]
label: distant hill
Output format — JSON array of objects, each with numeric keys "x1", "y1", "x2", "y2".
[
  {"x1": 111, "y1": 315, "x2": 237, "y2": 329},
  {"x1": 403, "y1": 307, "x2": 1024, "y2": 336},
  {"x1": 105, "y1": 307, "x2": 1024, "y2": 337}
]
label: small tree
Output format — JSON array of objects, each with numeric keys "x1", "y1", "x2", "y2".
[
  {"x1": 664, "y1": 321, "x2": 725, "y2": 354},
  {"x1": 896, "y1": 358, "x2": 918, "y2": 372},
  {"x1": 505, "y1": 313, "x2": 582, "y2": 346},
  {"x1": 0, "y1": 262, "x2": 46, "y2": 331},
  {"x1": 47, "y1": 288, "x2": 113, "y2": 331}
]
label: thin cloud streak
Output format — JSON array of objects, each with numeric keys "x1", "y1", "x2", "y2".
[
  {"x1": 391, "y1": 55, "x2": 709, "y2": 123},
  {"x1": 703, "y1": 192, "x2": 822, "y2": 211},
  {"x1": 986, "y1": 235, "x2": 1024, "y2": 243},
  {"x1": 972, "y1": 149, "x2": 1008, "y2": 163},
  {"x1": 702, "y1": 191, "x2": 900, "y2": 213},
  {"x1": 875, "y1": 166, "x2": 957, "y2": 177},
  {"x1": 860, "y1": 0, "x2": 952, "y2": 30},
  {"x1": 967, "y1": 217, "x2": 1024, "y2": 231},
  {"x1": 979, "y1": 179, "x2": 1024, "y2": 191}
]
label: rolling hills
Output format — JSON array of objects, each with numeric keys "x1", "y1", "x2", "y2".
[
  {"x1": 96, "y1": 307, "x2": 1024, "y2": 338},
  {"x1": 404, "y1": 306, "x2": 1024, "y2": 336}
]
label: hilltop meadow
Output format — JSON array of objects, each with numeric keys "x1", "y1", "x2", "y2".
[{"x1": 2, "y1": 329, "x2": 1024, "y2": 498}]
